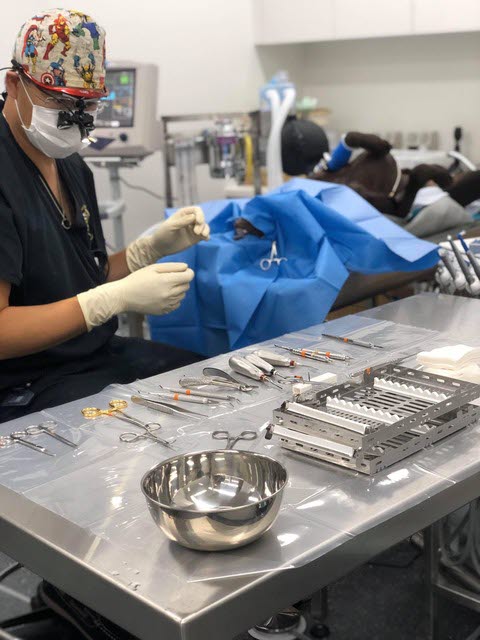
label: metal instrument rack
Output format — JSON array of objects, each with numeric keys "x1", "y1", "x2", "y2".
[{"x1": 267, "y1": 364, "x2": 480, "y2": 475}]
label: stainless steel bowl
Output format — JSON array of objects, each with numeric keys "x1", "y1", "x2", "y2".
[{"x1": 141, "y1": 449, "x2": 288, "y2": 551}]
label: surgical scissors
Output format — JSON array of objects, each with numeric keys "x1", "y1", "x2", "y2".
[
  {"x1": 212, "y1": 430, "x2": 258, "y2": 450},
  {"x1": 82, "y1": 399, "x2": 129, "y2": 417},
  {"x1": 260, "y1": 241, "x2": 288, "y2": 271},
  {"x1": 23, "y1": 421, "x2": 77, "y2": 449},
  {"x1": 9, "y1": 431, "x2": 55, "y2": 456},
  {"x1": 81, "y1": 400, "x2": 174, "y2": 448}
]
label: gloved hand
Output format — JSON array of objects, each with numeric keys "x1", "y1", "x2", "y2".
[
  {"x1": 126, "y1": 206, "x2": 210, "y2": 272},
  {"x1": 77, "y1": 263, "x2": 194, "y2": 331}
]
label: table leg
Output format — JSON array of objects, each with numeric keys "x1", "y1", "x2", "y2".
[
  {"x1": 425, "y1": 523, "x2": 440, "y2": 640},
  {"x1": 310, "y1": 587, "x2": 328, "y2": 622}
]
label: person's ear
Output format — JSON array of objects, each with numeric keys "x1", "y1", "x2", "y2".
[{"x1": 5, "y1": 71, "x2": 20, "y2": 100}]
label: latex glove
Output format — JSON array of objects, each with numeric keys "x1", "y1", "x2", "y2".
[
  {"x1": 77, "y1": 263, "x2": 194, "y2": 331},
  {"x1": 126, "y1": 206, "x2": 210, "y2": 272}
]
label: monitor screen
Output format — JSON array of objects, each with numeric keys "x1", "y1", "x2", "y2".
[{"x1": 97, "y1": 68, "x2": 136, "y2": 128}]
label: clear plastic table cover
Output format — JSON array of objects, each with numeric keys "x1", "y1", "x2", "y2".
[
  {"x1": 3, "y1": 317, "x2": 480, "y2": 584},
  {"x1": 0, "y1": 409, "x2": 123, "y2": 493},
  {"x1": 299, "y1": 314, "x2": 439, "y2": 351},
  {"x1": 294, "y1": 462, "x2": 455, "y2": 537},
  {"x1": 413, "y1": 420, "x2": 480, "y2": 486},
  {"x1": 90, "y1": 508, "x2": 353, "y2": 586},
  {"x1": 257, "y1": 316, "x2": 440, "y2": 379}
]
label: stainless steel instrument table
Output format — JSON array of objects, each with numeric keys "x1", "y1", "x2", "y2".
[{"x1": 1, "y1": 293, "x2": 480, "y2": 640}]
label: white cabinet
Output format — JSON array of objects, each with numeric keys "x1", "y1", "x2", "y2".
[
  {"x1": 253, "y1": 0, "x2": 335, "y2": 45},
  {"x1": 335, "y1": 0, "x2": 412, "y2": 39},
  {"x1": 252, "y1": 0, "x2": 480, "y2": 45},
  {"x1": 413, "y1": 0, "x2": 480, "y2": 34}
]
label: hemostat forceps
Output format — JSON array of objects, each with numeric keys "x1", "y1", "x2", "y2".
[
  {"x1": 260, "y1": 241, "x2": 288, "y2": 271},
  {"x1": 212, "y1": 430, "x2": 258, "y2": 450},
  {"x1": 81, "y1": 400, "x2": 174, "y2": 447},
  {"x1": 119, "y1": 428, "x2": 173, "y2": 448}
]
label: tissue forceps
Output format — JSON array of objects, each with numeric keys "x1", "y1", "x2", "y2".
[
  {"x1": 260, "y1": 241, "x2": 288, "y2": 271},
  {"x1": 131, "y1": 395, "x2": 207, "y2": 418},
  {"x1": 23, "y1": 421, "x2": 77, "y2": 448},
  {"x1": 212, "y1": 430, "x2": 258, "y2": 450},
  {"x1": 81, "y1": 400, "x2": 172, "y2": 446}
]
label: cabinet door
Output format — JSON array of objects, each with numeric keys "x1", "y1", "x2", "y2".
[
  {"x1": 335, "y1": 0, "x2": 413, "y2": 39},
  {"x1": 413, "y1": 0, "x2": 480, "y2": 34},
  {"x1": 253, "y1": 0, "x2": 335, "y2": 45}
]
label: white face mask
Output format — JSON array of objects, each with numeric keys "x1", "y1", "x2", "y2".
[{"x1": 15, "y1": 77, "x2": 96, "y2": 159}]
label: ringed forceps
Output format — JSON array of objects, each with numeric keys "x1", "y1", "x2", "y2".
[{"x1": 212, "y1": 430, "x2": 258, "y2": 450}]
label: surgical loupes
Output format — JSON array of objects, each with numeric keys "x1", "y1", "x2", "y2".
[{"x1": 229, "y1": 356, "x2": 283, "y2": 389}]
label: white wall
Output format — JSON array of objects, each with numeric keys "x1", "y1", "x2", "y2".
[{"x1": 300, "y1": 32, "x2": 480, "y2": 161}]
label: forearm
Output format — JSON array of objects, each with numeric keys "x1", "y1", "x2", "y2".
[
  {"x1": 0, "y1": 297, "x2": 87, "y2": 360},
  {"x1": 107, "y1": 250, "x2": 130, "y2": 282}
]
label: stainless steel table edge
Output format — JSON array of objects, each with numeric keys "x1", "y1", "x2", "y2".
[
  {"x1": 180, "y1": 470, "x2": 480, "y2": 640},
  {"x1": 359, "y1": 292, "x2": 480, "y2": 336},
  {"x1": 3, "y1": 469, "x2": 480, "y2": 640},
  {"x1": 0, "y1": 485, "x2": 181, "y2": 640}
]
